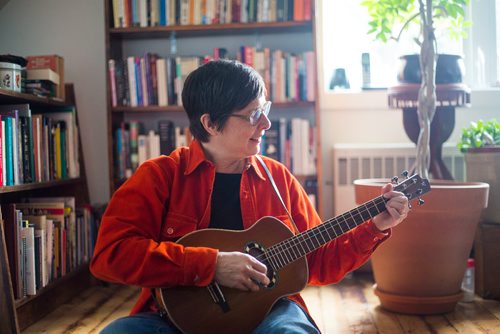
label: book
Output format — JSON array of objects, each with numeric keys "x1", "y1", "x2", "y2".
[
  {"x1": 263, "y1": 120, "x2": 280, "y2": 161},
  {"x1": 0, "y1": 104, "x2": 34, "y2": 185},
  {"x1": 4, "y1": 116, "x2": 14, "y2": 185},
  {"x1": 158, "y1": 120, "x2": 175, "y2": 155},
  {"x1": 21, "y1": 224, "x2": 36, "y2": 296},
  {"x1": 31, "y1": 114, "x2": 43, "y2": 182},
  {"x1": 15, "y1": 202, "x2": 66, "y2": 279},
  {"x1": 1, "y1": 204, "x2": 22, "y2": 299},
  {"x1": 0, "y1": 117, "x2": 4, "y2": 186},
  {"x1": 25, "y1": 215, "x2": 47, "y2": 289},
  {"x1": 42, "y1": 107, "x2": 79, "y2": 178},
  {"x1": 108, "y1": 59, "x2": 118, "y2": 107},
  {"x1": 29, "y1": 197, "x2": 76, "y2": 272},
  {"x1": 26, "y1": 55, "x2": 65, "y2": 100},
  {"x1": 26, "y1": 69, "x2": 60, "y2": 86}
]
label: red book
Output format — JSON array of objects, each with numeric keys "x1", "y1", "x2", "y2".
[{"x1": 26, "y1": 55, "x2": 58, "y2": 71}]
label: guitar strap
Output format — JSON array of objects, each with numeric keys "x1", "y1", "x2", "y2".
[{"x1": 255, "y1": 155, "x2": 300, "y2": 235}]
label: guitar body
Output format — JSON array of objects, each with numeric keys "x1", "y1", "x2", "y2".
[{"x1": 155, "y1": 216, "x2": 308, "y2": 334}]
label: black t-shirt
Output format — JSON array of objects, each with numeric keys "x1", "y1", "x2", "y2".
[{"x1": 209, "y1": 173, "x2": 244, "y2": 230}]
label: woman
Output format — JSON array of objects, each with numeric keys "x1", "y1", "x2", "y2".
[{"x1": 90, "y1": 59, "x2": 409, "y2": 333}]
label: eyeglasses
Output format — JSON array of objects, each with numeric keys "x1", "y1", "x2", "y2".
[{"x1": 230, "y1": 101, "x2": 272, "y2": 126}]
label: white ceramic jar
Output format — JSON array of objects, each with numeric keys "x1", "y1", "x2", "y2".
[{"x1": 0, "y1": 61, "x2": 22, "y2": 92}]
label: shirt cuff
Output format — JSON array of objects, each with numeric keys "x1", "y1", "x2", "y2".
[
  {"x1": 182, "y1": 247, "x2": 218, "y2": 286},
  {"x1": 366, "y1": 219, "x2": 391, "y2": 241}
]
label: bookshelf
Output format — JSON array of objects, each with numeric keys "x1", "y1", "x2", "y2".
[
  {"x1": 0, "y1": 84, "x2": 94, "y2": 332},
  {"x1": 104, "y1": 0, "x2": 323, "y2": 214}
]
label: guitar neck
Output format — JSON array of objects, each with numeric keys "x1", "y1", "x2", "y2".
[{"x1": 265, "y1": 195, "x2": 388, "y2": 270}]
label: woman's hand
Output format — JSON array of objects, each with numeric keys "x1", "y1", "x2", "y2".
[
  {"x1": 372, "y1": 183, "x2": 410, "y2": 231},
  {"x1": 215, "y1": 251, "x2": 270, "y2": 292}
]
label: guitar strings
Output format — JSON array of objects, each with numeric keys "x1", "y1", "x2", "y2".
[{"x1": 253, "y1": 196, "x2": 387, "y2": 270}]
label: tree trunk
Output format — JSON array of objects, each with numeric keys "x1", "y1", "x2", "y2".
[{"x1": 415, "y1": 0, "x2": 437, "y2": 179}]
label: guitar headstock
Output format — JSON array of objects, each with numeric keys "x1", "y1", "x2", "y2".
[{"x1": 392, "y1": 172, "x2": 431, "y2": 207}]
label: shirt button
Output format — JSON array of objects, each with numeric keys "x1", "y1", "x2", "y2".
[{"x1": 167, "y1": 227, "x2": 174, "y2": 235}]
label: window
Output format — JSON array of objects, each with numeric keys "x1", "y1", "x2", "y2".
[{"x1": 321, "y1": 0, "x2": 498, "y2": 91}]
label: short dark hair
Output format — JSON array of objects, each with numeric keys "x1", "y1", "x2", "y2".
[{"x1": 182, "y1": 59, "x2": 265, "y2": 142}]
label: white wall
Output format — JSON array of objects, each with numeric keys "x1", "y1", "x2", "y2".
[
  {"x1": 318, "y1": 90, "x2": 500, "y2": 219},
  {"x1": 0, "y1": 0, "x2": 109, "y2": 204}
]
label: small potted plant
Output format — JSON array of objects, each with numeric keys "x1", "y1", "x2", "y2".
[
  {"x1": 458, "y1": 119, "x2": 500, "y2": 223},
  {"x1": 354, "y1": 0, "x2": 490, "y2": 315}
]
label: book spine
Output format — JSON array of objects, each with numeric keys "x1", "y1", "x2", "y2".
[
  {"x1": 109, "y1": 59, "x2": 118, "y2": 107},
  {"x1": 5, "y1": 117, "x2": 14, "y2": 185},
  {"x1": 0, "y1": 116, "x2": 3, "y2": 186},
  {"x1": 59, "y1": 121, "x2": 68, "y2": 179},
  {"x1": 21, "y1": 117, "x2": 34, "y2": 183},
  {"x1": 129, "y1": 121, "x2": 139, "y2": 171},
  {"x1": 127, "y1": 57, "x2": 138, "y2": 106},
  {"x1": 0, "y1": 116, "x2": 7, "y2": 186},
  {"x1": 25, "y1": 226, "x2": 36, "y2": 295},
  {"x1": 26, "y1": 55, "x2": 58, "y2": 71},
  {"x1": 55, "y1": 122, "x2": 62, "y2": 179}
]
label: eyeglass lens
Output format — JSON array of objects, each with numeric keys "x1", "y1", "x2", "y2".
[{"x1": 250, "y1": 102, "x2": 271, "y2": 125}]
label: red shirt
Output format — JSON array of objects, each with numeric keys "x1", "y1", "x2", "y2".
[{"x1": 90, "y1": 140, "x2": 389, "y2": 315}]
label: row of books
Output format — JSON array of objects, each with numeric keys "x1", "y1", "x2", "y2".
[
  {"x1": 111, "y1": 0, "x2": 312, "y2": 28},
  {"x1": 115, "y1": 120, "x2": 192, "y2": 178},
  {"x1": 115, "y1": 117, "x2": 315, "y2": 179},
  {"x1": 0, "y1": 104, "x2": 80, "y2": 186},
  {"x1": 262, "y1": 117, "x2": 316, "y2": 175},
  {"x1": 1, "y1": 198, "x2": 96, "y2": 300},
  {"x1": 108, "y1": 49, "x2": 315, "y2": 107}
]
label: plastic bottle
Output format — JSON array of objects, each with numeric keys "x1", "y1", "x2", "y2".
[{"x1": 461, "y1": 258, "x2": 475, "y2": 302}]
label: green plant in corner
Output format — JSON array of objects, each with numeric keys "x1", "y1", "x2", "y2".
[
  {"x1": 361, "y1": 0, "x2": 470, "y2": 179},
  {"x1": 457, "y1": 119, "x2": 500, "y2": 152}
]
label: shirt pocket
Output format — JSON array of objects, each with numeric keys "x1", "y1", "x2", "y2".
[{"x1": 161, "y1": 211, "x2": 199, "y2": 241}]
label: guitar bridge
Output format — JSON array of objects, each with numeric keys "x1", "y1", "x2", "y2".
[{"x1": 207, "y1": 281, "x2": 230, "y2": 313}]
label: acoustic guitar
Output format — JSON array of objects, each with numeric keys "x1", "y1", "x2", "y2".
[{"x1": 154, "y1": 173, "x2": 431, "y2": 334}]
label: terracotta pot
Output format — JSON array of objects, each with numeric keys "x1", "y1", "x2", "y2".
[
  {"x1": 465, "y1": 147, "x2": 500, "y2": 223},
  {"x1": 354, "y1": 179, "x2": 489, "y2": 314}
]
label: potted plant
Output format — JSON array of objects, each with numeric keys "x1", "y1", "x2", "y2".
[
  {"x1": 458, "y1": 119, "x2": 500, "y2": 223},
  {"x1": 354, "y1": 0, "x2": 490, "y2": 315}
]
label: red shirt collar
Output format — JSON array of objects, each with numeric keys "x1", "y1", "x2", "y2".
[{"x1": 185, "y1": 140, "x2": 266, "y2": 180}]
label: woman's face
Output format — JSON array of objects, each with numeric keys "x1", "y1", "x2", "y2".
[{"x1": 212, "y1": 96, "x2": 271, "y2": 160}]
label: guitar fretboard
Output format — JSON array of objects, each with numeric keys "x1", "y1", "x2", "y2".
[{"x1": 264, "y1": 196, "x2": 387, "y2": 270}]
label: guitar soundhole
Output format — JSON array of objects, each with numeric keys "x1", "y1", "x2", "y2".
[{"x1": 245, "y1": 242, "x2": 277, "y2": 289}]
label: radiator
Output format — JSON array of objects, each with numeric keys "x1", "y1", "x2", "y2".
[{"x1": 332, "y1": 143, "x2": 465, "y2": 215}]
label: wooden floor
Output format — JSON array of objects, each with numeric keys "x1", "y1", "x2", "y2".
[{"x1": 22, "y1": 273, "x2": 500, "y2": 333}]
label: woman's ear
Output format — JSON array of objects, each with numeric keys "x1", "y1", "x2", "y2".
[{"x1": 200, "y1": 113, "x2": 218, "y2": 136}]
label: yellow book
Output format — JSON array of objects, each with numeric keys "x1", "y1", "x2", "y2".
[{"x1": 55, "y1": 123, "x2": 61, "y2": 179}]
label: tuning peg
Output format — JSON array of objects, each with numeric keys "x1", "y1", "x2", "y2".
[
  {"x1": 391, "y1": 176, "x2": 399, "y2": 184},
  {"x1": 401, "y1": 170, "x2": 409, "y2": 178},
  {"x1": 418, "y1": 198, "x2": 425, "y2": 206},
  {"x1": 408, "y1": 202, "x2": 412, "y2": 209},
  {"x1": 416, "y1": 188, "x2": 423, "y2": 196}
]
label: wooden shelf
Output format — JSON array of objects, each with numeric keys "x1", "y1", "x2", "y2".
[
  {"x1": 109, "y1": 21, "x2": 313, "y2": 39},
  {"x1": 0, "y1": 84, "x2": 93, "y2": 332},
  {"x1": 111, "y1": 101, "x2": 315, "y2": 113},
  {"x1": 104, "y1": 1, "x2": 323, "y2": 213},
  {"x1": 0, "y1": 88, "x2": 69, "y2": 108},
  {"x1": 0, "y1": 178, "x2": 84, "y2": 194},
  {"x1": 112, "y1": 105, "x2": 184, "y2": 113}
]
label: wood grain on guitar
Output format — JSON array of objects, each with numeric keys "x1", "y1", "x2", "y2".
[{"x1": 154, "y1": 174, "x2": 431, "y2": 333}]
